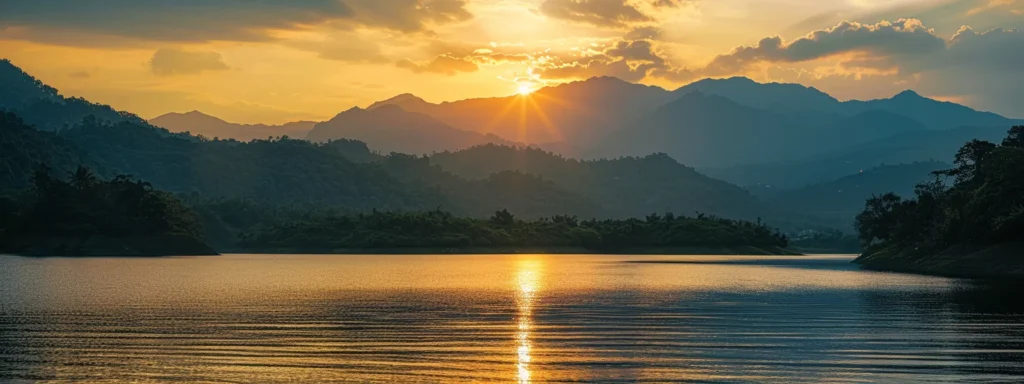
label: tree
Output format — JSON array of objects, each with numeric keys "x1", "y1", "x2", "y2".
[
  {"x1": 854, "y1": 193, "x2": 903, "y2": 248},
  {"x1": 1003, "y1": 125, "x2": 1024, "y2": 149},
  {"x1": 938, "y1": 139, "x2": 997, "y2": 185}
]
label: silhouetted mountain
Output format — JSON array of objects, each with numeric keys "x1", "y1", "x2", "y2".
[
  {"x1": 0, "y1": 59, "x2": 60, "y2": 110},
  {"x1": 591, "y1": 92, "x2": 927, "y2": 168},
  {"x1": 707, "y1": 126, "x2": 1009, "y2": 190},
  {"x1": 770, "y1": 161, "x2": 950, "y2": 226},
  {"x1": 367, "y1": 93, "x2": 435, "y2": 112},
  {"x1": 150, "y1": 111, "x2": 316, "y2": 142},
  {"x1": 0, "y1": 59, "x2": 146, "y2": 131},
  {"x1": 843, "y1": 90, "x2": 1015, "y2": 130},
  {"x1": 306, "y1": 104, "x2": 515, "y2": 154},
  {"x1": 673, "y1": 77, "x2": 842, "y2": 114},
  {"x1": 366, "y1": 76, "x2": 673, "y2": 149}
]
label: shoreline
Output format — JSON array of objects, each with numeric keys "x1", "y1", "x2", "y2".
[
  {"x1": 853, "y1": 242, "x2": 1024, "y2": 279},
  {"x1": 222, "y1": 245, "x2": 801, "y2": 256},
  {"x1": 6, "y1": 245, "x2": 801, "y2": 257}
]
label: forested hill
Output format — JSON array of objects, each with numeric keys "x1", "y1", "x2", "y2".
[
  {"x1": 430, "y1": 144, "x2": 766, "y2": 220},
  {"x1": 854, "y1": 126, "x2": 1024, "y2": 278},
  {"x1": 0, "y1": 59, "x2": 146, "y2": 131}
]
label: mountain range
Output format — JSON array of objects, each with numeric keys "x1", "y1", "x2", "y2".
[
  {"x1": 147, "y1": 72, "x2": 1019, "y2": 173},
  {"x1": 150, "y1": 111, "x2": 316, "y2": 142},
  {"x1": 4, "y1": 57, "x2": 1021, "y2": 231}
]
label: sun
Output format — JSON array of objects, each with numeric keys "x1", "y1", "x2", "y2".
[{"x1": 517, "y1": 84, "x2": 533, "y2": 95}]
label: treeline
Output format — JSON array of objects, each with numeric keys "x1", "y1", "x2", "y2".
[
  {"x1": 238, "y1": 209, "x2": 789, "y2": 252},
  {"x1": 855, "y1": 126, "x2": 1024, "y2": 256},
  {"x1": 0, "y1": 165, "x2": 212, "y2": 255},
  {"x1": 0, "y1": 165, "x2": 790, "y2": 255}
]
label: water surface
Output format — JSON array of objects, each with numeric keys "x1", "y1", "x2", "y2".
[{"x1": 1, "y1": 254, "x2": 1022, "y2": 383}]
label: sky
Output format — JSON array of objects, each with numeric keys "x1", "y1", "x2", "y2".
[{"x1": 1, "y1": 0, "x2": 1022, "y2": 123}]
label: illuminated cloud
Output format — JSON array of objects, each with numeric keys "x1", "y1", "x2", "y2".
[
  {"x1": 396, "y1": 54, "x2": 478, "y2": 75},
  {"x1": 538, "y1": 0, "x2": 653, "y2": 28},
  {"x1": 624, "y1": 26, "x2": 664, "y2": 40},
  {"x1": 150, "y1": 48, "x2": 230, "y2": 76}
]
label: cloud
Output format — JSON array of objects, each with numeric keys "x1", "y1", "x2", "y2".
[
  {"x1": 69, "y1": 71, "x2": 91, "y2": 79},
  {"x1": 341, "y1": 0, "x2": 473, "y2": 33},
  {"x1": 0, "y1": 1, "x2": 353, "y2": 43},
  {"x1": 396, "y1": 54, "x2": 478, "y2": 74},
  {"x1": 967, "y1": 0, "x2": 1019, "y2": 15},
  {"x1": 150, "y1": 48, "x2": 230, "y2": 76},
  {"x1": 692, "y1": 19, "x2": 946, "y2": 77},
  {"x1": 0, "y1": 0, "x2": 472, "y2": 44},
  {"x1": 286, "y1": 31, "x2": 391, "y2": 63},
  {"x1": 538, "y1": 0, "x2": 652, "y2": 28},
  {"x1": 624, "y1": 26, "x2": 663, "y2": 40}
]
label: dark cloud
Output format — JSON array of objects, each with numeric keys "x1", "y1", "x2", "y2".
[
  {"x1": 0, "y1": 1, "x2": 353, "y2": 42},
  {"x1": 396, "y1": 54, "x2": 478, "y2": 75},
  {"x1": 539, "y1": 0, "x2": 652, "y2": 28},
  {"x1": 150, "y1": 48, "x2": 230, "y2": 76},
  {"x1": 0, "y1": 0, "x2": 472, "y2": 44},
  {"x1": 342, "y1": 0, "x2": 473, "y2": 34}
]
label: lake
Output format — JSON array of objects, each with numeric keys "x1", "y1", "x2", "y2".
[{"x1": 1, "y1": 254, "x2": 1022, "y2": 383}]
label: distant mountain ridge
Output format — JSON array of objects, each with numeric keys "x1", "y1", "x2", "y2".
[
  {"x1": 672, "y1": 77, "x2": 1017, "y2": 130},
  {"x1": 150, "y1": 111, "x2": 316, "y2": 141},
  {"x1": 367, "y1": 76, "x2": 674, "y2": 148},
  {"x1": 306, "y1": 104, "x2": 518, "y2": 154},
  {"x1": 589, "y1": 91, "x2": 930, "y2": 167}
]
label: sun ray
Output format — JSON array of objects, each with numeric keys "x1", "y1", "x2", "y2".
[{"x1": 525, "y1": 95, "x2": 564, "y2": 143}]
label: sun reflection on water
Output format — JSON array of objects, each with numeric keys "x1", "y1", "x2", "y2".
[{"x1": 515, "y1": 258, "x2": 543, "y2": 383}]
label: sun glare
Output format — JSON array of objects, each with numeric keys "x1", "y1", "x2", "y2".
[{"x1": 517, "y1": 84, "x2": 533, "y2": 95}]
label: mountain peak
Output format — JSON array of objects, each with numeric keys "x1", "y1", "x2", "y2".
[
  {"x1": 893, "y1": 90, "x2": 923, "y2": 99},
  {"x1": 367, "y1": 93, "x2": 431, "y2": 110}
]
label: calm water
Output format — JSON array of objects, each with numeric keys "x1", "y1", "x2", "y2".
[{"x1": 1, "y1": 254, "x2": 1022, "y2": 383}]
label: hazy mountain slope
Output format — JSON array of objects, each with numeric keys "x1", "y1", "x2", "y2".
[
  {"x1": 306, "y1": 105, "x2": 515, "y2": 154},
  {"x1": 673, "y1": 77, "x2": 842, "y2": 113},
  {"x1": 150, "y1": 111, "x2": 316, "y2": 141},
  {"x1": 843, "y1": 91, "x2": 1014, "y2": 130},
  {"x1": 368, "y1": 77, "x2": 673, "y2": 148},
  {"x1": 671, "y1": 76, "x2": 1017, "y2": 130},
  {"x1": 707, "y1": 126, "x2": 1010, "y2": 191},
  {"x1": 429, "y1": 144, "x2": 768, "y2": 220},
  {"x1": 770, "y1": 161, "x2": 950, "y2": 225},
  {"x1": 591, "y1": 92, "x2": 927, "y2": 168}
]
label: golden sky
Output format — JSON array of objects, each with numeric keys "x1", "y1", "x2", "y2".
[{"x1": 1, "y1": 0, "x2": 1022, "y2": 123}]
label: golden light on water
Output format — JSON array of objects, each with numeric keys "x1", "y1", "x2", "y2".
[{"x1": 515, "y1": 258, "x2": 543, "y2": 383}]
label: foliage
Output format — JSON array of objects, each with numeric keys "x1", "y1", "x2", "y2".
[
  {"x1": 0, "y1": 112, "x2": 103, "y2": 193},
  {"x1": 855, "y1": 126, "x2": 1024, "y2": 253},
  {"x1": 1, "y1": 165, "x2": 202, "y2": 242}
]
